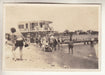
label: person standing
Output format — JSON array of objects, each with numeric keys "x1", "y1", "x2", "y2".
[
  {"x1": 35, "y1": 37, "x2": 39, "y2": 45},
  {"x1": 38, "y1": 35, "x2": 42, "y2": 47},
  {"x1": 57, "y1": 37, "x2": 61, "y2": 50},
  {"x1": 41, "y1": 36, "x2": 47, "y2": 51},
  {"x1": 90, "y1": 38, "x2": 94, "y2": 47},
  {"x1": 10, "y1": 28, "x2": 24, "y2": 61},
  {"x1": 94, "y1": 43, "x2": 98, "y2": 58},
  {"x1": 53, "y1": 38, "x2": 58, "y2": 51},
  {"x1": 49, "y1": 35, "x2": 54, "y2": 50},
  {"x1": 68, "y1": 39, "x2": 74, "y2": 54}
]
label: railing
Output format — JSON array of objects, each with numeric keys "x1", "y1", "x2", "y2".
[{"x1": 60, "y1": 39, "x2": 98, "y2": 44}]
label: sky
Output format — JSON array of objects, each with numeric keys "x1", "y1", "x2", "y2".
[{"x1": 4, "y1": 4, "x2": 100, "y2": 33}]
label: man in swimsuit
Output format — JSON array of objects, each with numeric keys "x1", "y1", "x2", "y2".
[
  {"x1": 11, "y1": 28, "x2": 24, "y2": 61},
  {"x1": 68, "y1": 39, "x2": 74, "y2": 54}
]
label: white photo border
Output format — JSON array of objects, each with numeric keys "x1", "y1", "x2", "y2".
[{"x1": 0, "y1": 0, "x2": 105, "y2": 75}]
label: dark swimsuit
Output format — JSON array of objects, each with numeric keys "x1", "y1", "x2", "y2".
[{"x1": 15, "y1": 40, "x2": 24, "y2": 47}]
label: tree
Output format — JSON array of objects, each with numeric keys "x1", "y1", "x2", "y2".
[{"x1": 64, "y1": 29, "x2": 70, "y2": 35}]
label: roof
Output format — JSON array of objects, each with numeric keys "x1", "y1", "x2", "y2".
[{"x1": 18, "y1": 20, "x2": 53, "y2": 25}]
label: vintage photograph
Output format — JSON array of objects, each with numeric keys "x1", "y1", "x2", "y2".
[{"x1": 3, "y1": 4, "x2": 100, "y2": 71}]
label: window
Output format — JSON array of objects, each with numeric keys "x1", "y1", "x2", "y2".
[
  {"x1": 30, "y1": 23, "x2": 35, "y2": 30},
  {"x1": 32, "y1": 23, "x2": 35, "y2": 28},
  {"x1": 44, "y1": 25, "x2": 48, "y2": 30},
  {"x1": 31, "y1": 23, "x2": 38, "y2": 30},
  {"x1": 26, "y1": 23, "x2": 28, "y2": 28},
  {"x1": 40, "y1": 22, "x2": 44, "y2": 28},
  {"x1": 18, "y1": 25, "x2": 24, "y2": 29}
]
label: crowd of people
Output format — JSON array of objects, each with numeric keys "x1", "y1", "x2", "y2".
[
  {"x1": 5, "y1": 27, "x2": 98, "y2": 61},
  {"x1": 5, "y1": 28, "x2": 67, "y2": 61},
  {"x1": 31, "y1": 34, "x2": 61, "y2": 52}
]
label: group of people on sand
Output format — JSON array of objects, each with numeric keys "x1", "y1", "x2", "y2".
[
  {"x1": 34, "y1": 34, "x2": 60, "y2": 52},
  {"x1": 6, "y1": 27, "x2": 75, "y2": 61}
]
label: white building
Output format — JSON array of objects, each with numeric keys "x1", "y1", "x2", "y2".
[
  {"x1": 18, "y1": 20, "x2": 53, "y2": 32},
  {"x1": 18, "y1": 20, "x2": 53, "y2": 43}
]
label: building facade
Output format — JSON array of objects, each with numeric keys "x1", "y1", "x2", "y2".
[{"x1": 18, "y1": 20, "x2": 53, "y2": 43}]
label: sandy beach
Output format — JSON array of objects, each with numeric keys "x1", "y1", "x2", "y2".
[{"x1": 3, "y1": 43, "x2": 98, "y2": 70}]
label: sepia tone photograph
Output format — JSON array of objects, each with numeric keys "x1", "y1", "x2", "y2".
[{"x1": 3, "y1": 3, "x2": 100, "y2": 71}]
